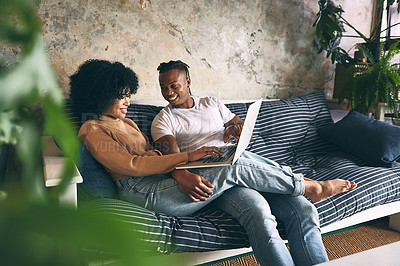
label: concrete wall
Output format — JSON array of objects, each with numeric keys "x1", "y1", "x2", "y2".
[{"x1": 2, "y1": 0, "x2": 374, "y2": 101}]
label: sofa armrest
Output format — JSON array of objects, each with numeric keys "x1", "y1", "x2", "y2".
[
  {"x1": 43, "y1": 136, "x2": 82, "y2": 208},
  {"x1": 43, "y1": 156, "x2": 82, "y2": 208}
]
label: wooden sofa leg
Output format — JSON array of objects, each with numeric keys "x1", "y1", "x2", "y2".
[{"x1": 389, "y1": 213, "x2": 400, "y2": 232}]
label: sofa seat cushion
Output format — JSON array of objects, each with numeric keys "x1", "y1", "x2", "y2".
[
  {"x1": 290, "y1": 152, "x2": 400, "y2": 227},
  {"x1": 85, "y1": 198, "x2": 251, "y2": 254}
]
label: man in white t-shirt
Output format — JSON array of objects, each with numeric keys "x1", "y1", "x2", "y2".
[
  {"x1": 152, "y1": 96, "x2": 236, "y2": 152},
  {"x1": 149, "y1": 60, "x2": 358, "y2": 265}
]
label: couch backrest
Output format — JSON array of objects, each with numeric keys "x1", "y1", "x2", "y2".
[
  {"x1": 126, "y1": 91, "x2": 334, "y2": 166},
  {"x1": 228, "y1": 92, "x2": 335, "y2": 165}
]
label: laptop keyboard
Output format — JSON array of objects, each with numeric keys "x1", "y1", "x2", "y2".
[{"x1": 203, "y1": 146, "x2": 236, "y2": 163}]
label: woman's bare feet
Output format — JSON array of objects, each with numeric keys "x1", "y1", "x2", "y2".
[{"x1": 304, "y1": 178, "x2": 357, "y2": 203}]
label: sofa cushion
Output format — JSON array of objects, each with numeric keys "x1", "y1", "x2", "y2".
[
  {"x1": 127, "y1": 104, "x2": 163, "y2": 146},
  {"x1": 126, "y1": 92, "x2": 334, "y2": 166},
  {"x1": 84, "y1": 197, "x2": 251, "y2": 254},
  {"x1": 77, "y1": 146, "x2": 119, "y2": 201},
  {"x1": 289, "y1": 150, "x2": 400, "y2": 227},
  {"x1": 317, "y1": 110, "x2": 400, "y2": 167},
  {"x1": 225, "y1": 92, "x2": 334, "y2": 165}
]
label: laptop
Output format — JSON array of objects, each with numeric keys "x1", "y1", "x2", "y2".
[{"x1": 176, "y1": 99, "x2": 262, "y2": 169}]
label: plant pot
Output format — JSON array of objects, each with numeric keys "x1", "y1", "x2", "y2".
[
  {"x1": 358, "y1": 42, "x2": 381, "y2": 62},
  {"x1": 333, "y1": 63, "x2": 347, "y2": 99},
  {"x1": 384, "y1": 38, "x2": 400, "y2": 50},
  {"x1": 392, "y1": 118, "x2": 400, "y2": 126}
]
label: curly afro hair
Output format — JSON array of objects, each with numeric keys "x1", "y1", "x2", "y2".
[{"x1": 69, "y1": 59, "x2": 138, "y2": 121}]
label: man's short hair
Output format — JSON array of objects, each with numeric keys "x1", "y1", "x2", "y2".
[{"x1": 157, "y1": 60, "x2": 190, "y2": 78}]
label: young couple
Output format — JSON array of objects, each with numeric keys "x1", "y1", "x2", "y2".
[{"x1": 71, "y1": 59, "x2": 356, "y2": 266}]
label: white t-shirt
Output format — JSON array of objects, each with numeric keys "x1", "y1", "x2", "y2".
[{"x1": 151, "y1": 96, "x2": 236, "y2": 152}]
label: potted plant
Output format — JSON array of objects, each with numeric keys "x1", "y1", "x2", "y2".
[
  {"x1": 0, "y1": 1, "x2": 173, "y2": 265},
  {"x1": 336, "y1": 41, "x2": 400, "y2": 120},
  {"x1": 313, "y1": 0, "x2": 400, "y2": 65}
]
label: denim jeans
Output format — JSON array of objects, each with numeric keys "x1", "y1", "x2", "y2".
[
  {"x1": 213, "y1": 187, "x2": 328, "y2": 266},
  {"x1": 116, "y1": 151, "x2": 328, "y2": 265}
]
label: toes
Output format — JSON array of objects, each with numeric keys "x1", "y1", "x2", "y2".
[{"x1": 345, "y1": 181, "x2": 357, "y2": 191}]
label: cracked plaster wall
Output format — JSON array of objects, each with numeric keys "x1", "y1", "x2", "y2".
[{"x1": 2, "y1": 0, "x2": 374, "y2": 101}]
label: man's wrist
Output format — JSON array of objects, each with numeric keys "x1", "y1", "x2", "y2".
[
  {"x1": 225, "y1": 122, "x2": 240, "y2": 128},
  {"x1": 171, "y1": 169, "x2": 186, "y2": 179}
]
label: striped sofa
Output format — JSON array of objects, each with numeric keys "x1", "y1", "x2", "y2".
[{"x1": 77, "y1": 91, "x2": 400, "y2": 256}]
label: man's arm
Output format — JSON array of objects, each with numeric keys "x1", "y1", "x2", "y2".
[
  {"x1": 155, "y1": 135, "x2": 215, "y2": 202},
  {"x1": 223, "y1": 116, "x2": 244, "y2": 143}
]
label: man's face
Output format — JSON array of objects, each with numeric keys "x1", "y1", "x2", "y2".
[{"x1": 159, "y1": 69, "x2": 192, "y2": 108}]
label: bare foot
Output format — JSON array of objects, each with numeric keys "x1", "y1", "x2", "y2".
[{"x1": 305, "y1": 179, "x2": 357, "y2": 203}]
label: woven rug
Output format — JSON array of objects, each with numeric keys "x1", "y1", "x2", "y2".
[{"x1": 203, "y1": 217, "x2": 400, "y2": 266}]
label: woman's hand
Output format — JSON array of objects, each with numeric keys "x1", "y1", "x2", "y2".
[
  {"x1": 187, "y1": 146, "x2": 224, "y2": 162},
  {"x1": 171, "y1": 169, "x2": 214, "y2": 202},
  {"x1": 223, "y1": 123, "x2": 243, "y2": 143}
]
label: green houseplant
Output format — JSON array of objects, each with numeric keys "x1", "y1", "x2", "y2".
[
  {"x1": 313, "y1": 0, "x2": 400, "y2": 65},
  {"x1": 336, "y1": 41, "x2": 400, "y2": 118},
  {"x1": 0, "y1": 0, "x2": 176, "y2": 265}
]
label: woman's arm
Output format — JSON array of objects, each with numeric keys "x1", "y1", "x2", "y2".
[
  {"x1": 81, "y1": 125, "x2": 219, "y2": 181},
  {"x1": 83, "y1": 130, "x2": 188, "y2": 179}
]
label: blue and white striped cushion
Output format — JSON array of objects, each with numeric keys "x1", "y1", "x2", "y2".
[
  {"x1": 85, "y1": 198, "x2": 250, "y2": 254},
  {"x1": 226, "y1": 91, "x2": 336, "y2": 165},
  {"x1": 298, "y1": 153, "x2": 400, "y2": 227}
]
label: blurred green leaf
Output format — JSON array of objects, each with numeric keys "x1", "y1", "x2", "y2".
[
  {"x1": 0, "y1": 200, "x2": 177, "y2": 266},
  {"x1": 0, "y1": 110, "x2": 22, "y2": 145},
  {"x1": 42, "y1": 97, "x2": 80, "y2": 196},
  {"x1": 0, "y1": 35, "x2": 63, "y2": 112},
  {"x1": 0, "y1": 0, "x2": 180, "y2": 265}
]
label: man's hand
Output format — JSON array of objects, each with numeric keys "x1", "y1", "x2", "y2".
[
  {"x1": 171, "y1": 169, "x2": 214, "y2": 202},
  {"x1": 223, "y1": 123, "x2": 243, "y2": 143},
  {"x1": 223, "y1": 116, "x2": 244, "y2": 143},
  {"x1": 155, "y1": 135, "x2": 216, "y2": 202}
]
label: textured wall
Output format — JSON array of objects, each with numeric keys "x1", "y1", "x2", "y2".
[{"x1": 2, "y1": 0, "x2": 374, "y2": 101}]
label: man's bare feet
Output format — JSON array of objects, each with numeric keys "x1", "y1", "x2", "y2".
[{"x1": 304, "y1": 178, "x2": 357, "y2": 203}]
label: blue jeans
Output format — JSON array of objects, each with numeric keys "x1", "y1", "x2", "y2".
[
  {"x1": 214, "y1": 188, "x2": 328, "y2": 266},
  {"x1": 116, "y1": 151, "x2": 328, "y2": 265}
]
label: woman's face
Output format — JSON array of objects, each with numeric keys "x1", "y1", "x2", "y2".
[
  {"x1": 159, "y1": 69, "x2": 193, "y2": 108},
  {"x1": 102, "y1": 95, "x2": 130, "y2": 119}
]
